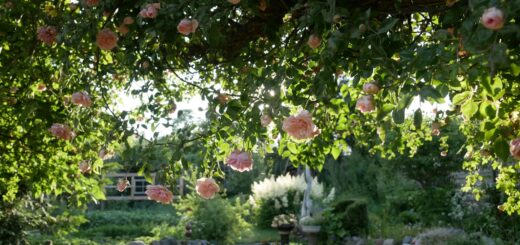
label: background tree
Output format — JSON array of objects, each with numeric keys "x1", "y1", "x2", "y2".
[{"x1": 2, "y1": 0, "x2": 520, "y2": 241}]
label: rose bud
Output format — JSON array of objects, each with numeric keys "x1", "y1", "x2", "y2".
[
  {"x1": 362, "y1": 81, "x2": 380, "y2": 94},
  {"x1": 307, "y1": 34, "x2": 321, "y2": 49},
  {"x1": 71, "y1": 91, "x2": 92, "y2": 107},
  {"x1": 510, "y1": 138, "x2": 520, "y2": 160},
  {"x1": 481, "y1": 7, "x2": 505, "y2": 31},
  {"x1": 261, "y1": 114, "x2": 272, "y2": 127},
  {"x1": 123, "y1": 16, "x2": 135, "y2": 25}
]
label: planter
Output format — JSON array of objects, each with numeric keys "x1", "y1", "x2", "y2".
[
  {"x1": 301, "y1": 225, "x2": 321, "y2": 233},
  {"x1": 301, "y1": 225, "x2": 321, "y2": 245},
  {"x1": 276, "y1": 224, "x2": 294, "y2": 245}
]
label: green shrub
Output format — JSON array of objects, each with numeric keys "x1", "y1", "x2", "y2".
[
  {"x1": 174, "y1": 195, "x2": 251, "y2": 244},
  {"x1": 323, "y1": 198, "x2": 369, "y2": 239}
]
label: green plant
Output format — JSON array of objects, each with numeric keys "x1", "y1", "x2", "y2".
[
  {"x1": 174, "y1": 195, "x2": 251, "y2": 244},
  {"x1": 323, "y1": 197, "x2": 369, "y2": 240}
]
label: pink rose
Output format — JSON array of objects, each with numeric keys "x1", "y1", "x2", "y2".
[
  {"x1": 139, "y1": 5, "x2": 158, "y2": 19},
  {"x1": 258, "y1": 0, "x2": 267, "y2": 11},
  {"x1": 510, "y1": 138, "x2": 520, "y2": 160},
  {"x1": 307, "y1": 34, "x2": 321, "y2": 49},
  {"x1": 481, "y1": 7, "x2": 504, "y2": 30},
  {"x1": 84, "y1": 0, "x2": 99, "y2": 7},
  {"x1": 228, "y1": 0, "x2": 240, "y2": 4},
  {"x1": 261, "y1": 114, "x2": 272, "y2": 127},
  {"x1": 117, "y1": 24, "x2": 129, "y2": 35},
  {"x1": 362, "y1": 81, "x2": 380, "y2": 94},
  {"x1": 37, "y1": 26, "x2": 58, "y2": 45},
  {"x1": 145, "y1": 185, "x2": 174, "y2": 204},
  {"x1": 282, "y1": 110, "x2": 320, "y2": 140},
  {"x1": 196, "y1": 178, "x2": 220, "y2": 199},
  {"x1": 123, "y1": 16, "x2": 135, "y2": 25},
  {"x1": 79, "y1": 161, "x2": 91, "y2": 174},
  {"x1": 226, "y1": 150, "x2": 253, "y2": 172},
  {"x1": 117, "y1": 178, "x2": 129, "y2": 192},
  {"x1": 96, "y1": 28, "x2": 118, "y2": 50},
  {"x1": 49, "y1": 123, "x2": 75, "y2": 140},
  {"x1": 71, "y1": 91, "x2": 92, "y2": 107},
  {"x1": 37, "y1": 83, "x2": 47, "y2": 92},
  {"x1": 355, "y1": 95, "x2": 375, "y2": 113},
  {"x1": 217, "y1": 93, "x2": 229, "y2": 104},
  {"x1": 177, "y1": 19, "x2": 199, "y2": 35}
]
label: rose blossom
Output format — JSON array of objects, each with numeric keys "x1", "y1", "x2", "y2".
[
  {"x1": 261, "y1": 114, "x2": 272, "y2": 127},
  {"x1": 49, "y1": 123, "x2": 75, "y2": 140},
  {"x1": 145, "y1": 185, "x2": 174, "y2": 204},
  {"x1": 355, "y1": 95, "x2": 375, "y2": 113},
  {"x1": 79, "y1": 161, "x2": 91, "y2": 174},
  {"x1": 510, "y1": 138, "x2": 520, "y2": 160},
  {"x1": 258, "y1": 0, "x2": 267, "y2": 11},
  {"x1": 226, "y1": 150, "x2": 254, "y2": 172},
  {"x1": 307, "y1": 34, "x2": 321, "y2": 49},
  {"x1": 177, "y1": 18, "x2": 199, "y2": 35},
  {"x1": 228, "y1": 0, "x2": 240, "y2": 4},
  {"x1": 117, "y1": 24, "x2": 129, "y2": 35},
  {"x1": 362, "y1": 81, "x2": 380, "y2": 94},
  {"x1": 123, "y1": 16, "x2": 135, "y2": 25},
  {"x1": 37, "y1": 83, "x2": 47, "y2": 91},
  {"x1": 282, "y1": 110, "x2": 320, "y2": 140},
  {"x1": 96, "y1": 28, "x2": 118, "y2": 50},
  {"x1": 217, "y1": 93, "x2": 229, "y2": 104},
  {"x1": 117, "y1": 178, "x2": 130, "y2": 192},
  {"x1": 37, "y1": 26, "x2": 58, "y2": 45},
  {"x1": 196, "y1": 178, "x2": 220, "y2": 199},
  {"x1": 481, "y1": 7, "x2": 504, "y2": 30},
  {"x1": 139, "y1": 4, "x2": 159, "y2": 19},
  {"x1": 84, "y1": 0, "x2": 99, "y2": 7},
  {"x1": 71, "y1": 91, "x2": 92, "y2": 107}
]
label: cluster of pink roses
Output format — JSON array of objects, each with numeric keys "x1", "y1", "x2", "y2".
[{"x1": 355, "y1": 81, "x2": 380, "y2": 113}]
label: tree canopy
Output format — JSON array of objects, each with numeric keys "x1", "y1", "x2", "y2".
[{"x1": 1, "y1": 0, "x2": 520, "y2": 217}]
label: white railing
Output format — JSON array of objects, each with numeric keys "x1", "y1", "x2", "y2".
[{"x1": 104, "y1": 173, "x2": 183, "y2": 200}]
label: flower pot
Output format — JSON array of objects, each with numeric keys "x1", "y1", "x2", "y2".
[
  {"x1": 301, "y1": 225, "x2": 321, "y2": 245},
  {"x1": 277, "y1": 224, "x2": 294, "y2": 245},
  {"x1": 301, "y1": 225, "x2": 321, "y2": 233}
]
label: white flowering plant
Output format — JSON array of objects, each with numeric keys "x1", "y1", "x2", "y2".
[
  {"x1": 271, "y1": 214, "x2": 297, "y2": 228},
  {"x1": 249, "y1": 173, "x2": 324, "y2": 228}
]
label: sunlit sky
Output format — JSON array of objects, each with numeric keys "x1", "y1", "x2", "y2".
[{"x1": 115, "y1": 82, "x2": 451, "y2": 139}]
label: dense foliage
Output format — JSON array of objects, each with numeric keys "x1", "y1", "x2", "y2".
[{"x1": 2, "y1": 0, "x2": 520, "y2": 241}]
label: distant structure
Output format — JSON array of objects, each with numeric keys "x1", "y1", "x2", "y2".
[{"x1": 104, "y1": 173, "x2": 184, "y2": 200}]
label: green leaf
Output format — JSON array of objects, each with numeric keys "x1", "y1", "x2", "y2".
[
  {"x1": 376, "y1": 103, "x2": 395, "y2": 121},
  {"x1": 331, "y1": 146, "x2": 341, "y2": 160},
  {"x1": 377, "y1": 18, "x2": 398, "y2": 34},
  {"x1": 493, "y1": 138, "x2": 510, "y2": 162},
  {"x1": 461, "y1": 100, "x2": 479, "y2": 119},
  {"x1": 413, "y1": 109, "x2": 422, "y2": 129},
  {"x1": 287, "y1": 142, "x2": 298, "y2": 154},
  {"x1": 479, "y1": 101, "x2": 496, "y2": 119},
  {"x1": 452, "y1": 91, "x2": 471, "y2": 105},
  {"x1": 511, "y1": 63, "x2": 520, "y2": 76},
  {"x1": 420, "y1": 85, "x2": 443, "y2": 101},
  {"x1": 392, "y1": 108, "x2": 405, "y2": 124}
]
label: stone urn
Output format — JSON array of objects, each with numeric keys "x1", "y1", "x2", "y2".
[
  {"x1": 301, "y1": 225, "x2": 321, "y2": 245},
  {"x1": 276, "y1": 224, "x2": 294, "y2": 245}
]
